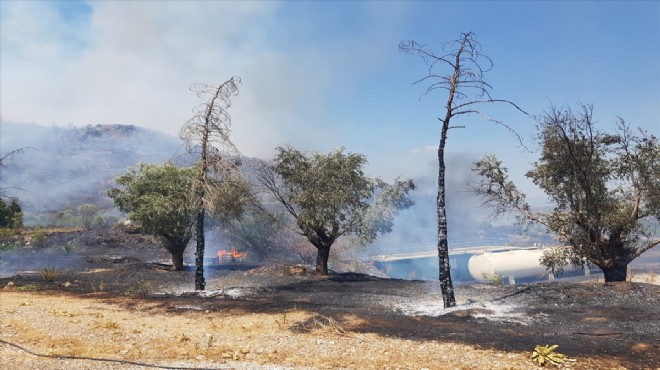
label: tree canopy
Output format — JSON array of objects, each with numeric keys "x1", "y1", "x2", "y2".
[
  {"x1": 108, "y1": 162, "x2": 251, "y2": 271},
  {"x1": 258, "y1": 146, "x2": 415, "y2": 275},
  {"x1": 472, "y1": 104, "x2": 660, "y2": 282},
  {"x1": 108, "y1": 163, "x2": 198, "y2": 270}
]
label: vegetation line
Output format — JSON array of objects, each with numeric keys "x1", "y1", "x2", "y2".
[{"x1": 0, "y1": 338, "x2": 222, "y2": 370}]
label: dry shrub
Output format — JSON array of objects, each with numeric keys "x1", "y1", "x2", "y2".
[
  {"x1": 126, "y1": 280, "x2": 153, "y2": 297},
  {"x1": 41, "y1": 267, "x2": 62, "y2": 282},
  {"x1": 293, "y1": 313, "x2": 350, "y2": 336}
]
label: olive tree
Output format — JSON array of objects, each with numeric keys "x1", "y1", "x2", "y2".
[
  {"x1": 472, "y1": 105, "x2": 660, "y2": 282},
  {"x1": 108, "y1": 163, "x2": 198, "y2": 270},
  {"x1": 108, "y1": 162, "x2": 251, "y2": 272},
  {"x1": 257, "y1": 146, "x2": 415, "y2": 275},
  {"x1": 400, "y1": 32, "x2": 527, "y2": 307}
]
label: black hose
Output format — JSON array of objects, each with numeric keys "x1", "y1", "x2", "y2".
[{"x1": 0, "y1": 338, "x2": 223, "y2": 370}]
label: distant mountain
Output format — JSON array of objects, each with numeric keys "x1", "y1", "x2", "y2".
[{"x1": 1, "y1": 122, "x2": 183, "y2": 223}]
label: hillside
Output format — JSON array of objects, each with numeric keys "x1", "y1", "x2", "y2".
[
  {"x1": 0, "y1": 122, "x2": 183, "y2": 223},
  {"x1": 2, "y1": 121, "x2": 579, "y2": 262}
]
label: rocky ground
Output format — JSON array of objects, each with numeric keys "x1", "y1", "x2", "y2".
[{"x1": 1, "y1": 228, "x2": 659, "y2": 369}]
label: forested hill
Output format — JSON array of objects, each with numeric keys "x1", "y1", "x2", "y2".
[{"x1": 0, "y1": 122, "x2": 183, "y2": 223}]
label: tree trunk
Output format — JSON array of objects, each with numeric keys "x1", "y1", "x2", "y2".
[
  {"x1": 194, "y1": 208, "x2": 206, "y2": 290},
  {"x1": 315, "y1": 244, "x2": 331, "y2": 276},
  {"x1": 194, "y1": 112, "x2": 210, "y2": 291},
  {"x1": 171, "y1": 249, "x2": 184, "y2": 271},
  {"x1": 436, "y1": 113, "x2": 456, "y2": 308},
  {"x1": 602, "y1": 264, "x2": 627, "y2": 282}
]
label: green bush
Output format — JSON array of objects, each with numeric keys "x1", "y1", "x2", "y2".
[
  {"x1": 59, "y1": 240, "x2": 77, "y2": 253},
  {"x1": 0, "y1": 241, "x2": 17, "y2": 251},
  {"x1": 31, "y1": 228, "x2": 46, "y2": 248}
]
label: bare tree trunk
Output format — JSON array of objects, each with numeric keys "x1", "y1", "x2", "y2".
[
  {"x1": 171, "y1": 249, "x2": 184, "y2": 271},
  {"x1": 602, "y1": 264, "x2": 627, "y2": 282},
  {"x1": 438, "y1": 115, "x2": 456, "y2": 308},
  {"x1": 315, "y1": 244, "x2": 331, "y2": 276},
  {"x1": 194, "y1": 122, "x2": 209, "y2": 291},
  {"x1": 401, "y1": 32, "x2": 526, "y2": 308},
  {"x1": 194, "y1": 207, "x2": 206, "y2": 289},
  {"x1": 182, "y1": 77, "x2": 241, "y2": 291}
]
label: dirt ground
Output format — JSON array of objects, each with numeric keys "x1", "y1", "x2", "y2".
[{"x1": 1, "y1": 229, "x2": 659, "y2": 370}]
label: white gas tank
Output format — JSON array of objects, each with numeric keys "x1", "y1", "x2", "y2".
[{"x1": 468, "y1": 249, "x2": 550, "y2": 282}]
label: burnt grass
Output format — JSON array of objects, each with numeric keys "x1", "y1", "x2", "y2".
[{"x1": 1, "y1": 228, "x2": 659, "y2": 369}]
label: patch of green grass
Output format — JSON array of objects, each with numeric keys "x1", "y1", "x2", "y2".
[{"x1": 15, "y1": 284, "x2": 37, "y2": 291}]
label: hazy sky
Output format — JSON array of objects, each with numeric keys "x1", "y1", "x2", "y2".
[{"x1": 1, "y1": 0, "x2": 659, "y2": 206}]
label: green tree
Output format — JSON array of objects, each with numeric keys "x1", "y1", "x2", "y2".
[
  {"x1": 472, "y1": 105, "x2": 660, "y2": 282},
  {"x1": 52, "y1": 209, "x2": 75, "y2": 228},
  {"x1": 0, "y1": 198, "x2": 9, "y2": 227},
  {"x1": 108, "y1": 163, "x2": 198, "y2": 270},
  {"x1": 77, "y1": 204, "x2": 98, "y2": 230},
  {"x1": 400, "y1": 32, "x2": 527, "y2": 307},
  {"x1": 8, "y1": 199, "x2": 23, "y2": 229},
  {"x1": 0, "y1": 198, "x2": 22, "y2": 229},
  {"x1": 257, "y1": 146, "x2": 415, "y2": 275}
]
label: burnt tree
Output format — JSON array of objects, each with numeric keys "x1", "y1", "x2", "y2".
[
  {"x1": 181, "y1": 77, "x2": 243, "y2": 290},
  {"x1": 401, "y1": 32, "x2": 527, "y2": 307}
]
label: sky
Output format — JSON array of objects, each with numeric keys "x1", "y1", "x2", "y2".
[{"x1": 1, "y1": 0, "x2": 659, "y2": 212}]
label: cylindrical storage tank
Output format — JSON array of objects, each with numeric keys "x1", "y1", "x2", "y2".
[{"x1": 468, "y1": 249, "x2": 549, "y2": 282}]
